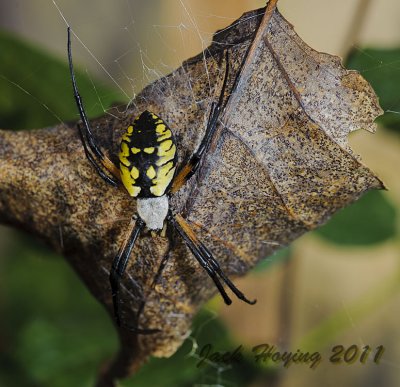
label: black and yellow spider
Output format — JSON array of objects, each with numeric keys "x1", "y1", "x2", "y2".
[{"x1": 67, "y1": 27, "x2": 255, "y2": 333}]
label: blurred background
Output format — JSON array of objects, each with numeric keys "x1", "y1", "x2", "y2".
[{"x1": 0, "y1": 0, "x2": 399, "y2": 386}]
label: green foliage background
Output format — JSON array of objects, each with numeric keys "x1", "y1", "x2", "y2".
[{"x1": 0, "y1": 28, "x2": 399, "y2": 387}]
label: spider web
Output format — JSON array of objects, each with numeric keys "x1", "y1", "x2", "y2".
[{"x1": 0, "y1": 1, "x2": 400, "y2": 387}]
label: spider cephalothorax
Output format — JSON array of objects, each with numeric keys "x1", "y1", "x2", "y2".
[{"x1": 67, "y1": 27, "x2": 255, "y2": 333}]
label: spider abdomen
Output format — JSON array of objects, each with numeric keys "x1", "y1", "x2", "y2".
[{"x1": 119, "y1": 111, "x2": 177, "y2": 198}]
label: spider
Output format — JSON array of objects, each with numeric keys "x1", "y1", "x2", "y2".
[{"x1": 67, "y1": 27, "x2": 255, "y2": 333}]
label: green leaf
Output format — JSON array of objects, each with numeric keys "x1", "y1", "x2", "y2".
[
  {"x1": 0, "y1": 29, "x2": 125, "y2": 130},
  {"x1": 0, "y1": 29, "x2": 124, "y2": 387},
  {"x1": 1, "y1": 233, "x2": 272, "y2": 387},
  {"x1": 122, "y1": 309, "x2": 271, "y2": 387},
  {"x1": 0, "y1": 234, "x2": 118, "y2": 387},
  {"x1": 346, "y1": 48, "x2": 400, "y2": 133},
  {"x1": 315, "y1": 190, "x2": 397, "y2": 246}
]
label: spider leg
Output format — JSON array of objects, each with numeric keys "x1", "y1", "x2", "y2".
[
  {"x1": 195, "y1": 236, "x2": 256, "y2": 305},
  {"x1": 170, "y1": 213, "x2": 256, "y2": 305},
  {"x1": 76, "y1": 124, "x2": 120, "y2": 186},
  {"x1": 174, "y1": 218, "x2": 232, "y2": 305},
  {"x1": 67, "y1": 27, "x2": 120, "y2": 186},
  {"x1": 170, "y1": 51, "x2": 231, "y2": 194},
  {"x1": 109, "y1": 216, "x2": 145, "y2": 327}
]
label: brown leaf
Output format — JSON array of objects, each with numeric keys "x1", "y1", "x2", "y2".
[{"x1": 0, "y1": 1, "x2": 383, "y2": 383}]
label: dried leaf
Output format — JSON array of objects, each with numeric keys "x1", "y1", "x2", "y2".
[{"x1": 0, "y1": 2, "x2": 383, "y2": 383}]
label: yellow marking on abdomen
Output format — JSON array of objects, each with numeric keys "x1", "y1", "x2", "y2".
[
  {"x1": 119, "y1": 112, "x2": 177, "y2": 197},
  {"x1": 119, "y1": 142, "x2": 131, "y2": 166},
  {"x1": 130, "y1": 166, "x2": 139, "y2": 179},
  {"x1": 156, "y1": 124, "x2": 166, "y2": 134},
  {"x1": 150, "y1": 161, "x2": 176, "y2": 196},
  {"x1": 120, "y1": 164, "x2": 141, "y2": 197},
  {"x1": 122, "y1": 133, "x2": 131, "y2": 142},
  {"x1": 121, "y1": 125, "x2": 133, "y2": 142},
  {"x1": 158, "y1": 140, "x2": 172, "y2": 155},
  {"x1": 157, "y1": 129, "x2": 171, "y2": 142},
  {"x1": 156, "y1": 140, "x2": 176, "y2": 166},
  {"x1": 146, "y1": 165, "x2": 156, "y2": 179}
]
